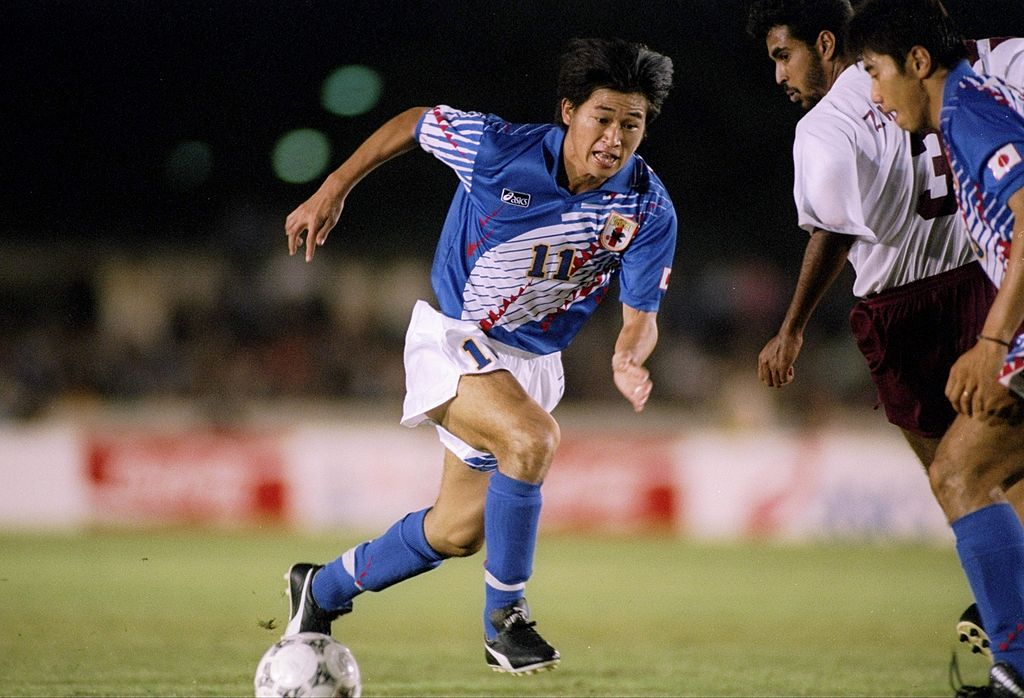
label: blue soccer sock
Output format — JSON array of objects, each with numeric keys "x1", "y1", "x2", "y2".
[
  {"x1": 312, "y1": 508, "x2": 444, "y2": 612},
  {"x1": 953, "y1": 502, "x2": 1024, "y2": 673},
  {"x1": 483, "y1": 471, "x2": 543, "y2": 640}
]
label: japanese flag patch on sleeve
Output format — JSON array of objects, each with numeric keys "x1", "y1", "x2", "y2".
[
  {"x1": 659, "y1": 267, "x2": 672, "y2": 291},
  {"x1": 988, "y1": 143, "x2": 1023, "y2": 181}
]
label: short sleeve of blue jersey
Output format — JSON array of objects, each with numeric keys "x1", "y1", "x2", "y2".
[
  {"x1": 414, "y1": 106, "x2": 507, "y2": 194},
  {"x1": 617, "y1": 191, "x2": 677, "y2": 312},
  {"x1": 953, "y1": 89, "x2": 1024, "y2": 208}
]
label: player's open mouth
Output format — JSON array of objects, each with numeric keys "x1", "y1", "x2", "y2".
[
  {"x1": 593, "y1": 151, "x2": 619, "y2": 168},
  {"x1": 785, "y1": 88, "x2": 800, "y2": 102}
]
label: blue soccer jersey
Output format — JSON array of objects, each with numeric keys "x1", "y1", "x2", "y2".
[
  {"x1": 941, "y1": 61, "x2": 1024, "y2": 288},
  {"x1": 941, "y1": 60, "x2": 1024, "y2": 390},
  {"x1": 414, "y1": 105, "x2": 677, "y2": 356}
]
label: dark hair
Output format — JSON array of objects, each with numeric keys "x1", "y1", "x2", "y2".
[
  {"x1": 556, "y1": 38, "x2": 674, "y2": 123},
  {"x1": 847, "y1": 0, "x2": 967, "y2": 70},
  {"x1": 746, "y1": 0, "x2": 853, "y2": 55}
]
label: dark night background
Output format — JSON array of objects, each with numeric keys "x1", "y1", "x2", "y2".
[
  {"x1": 3, "y1": 1, "x2": 1024, "y2": 418},
  {"x1": 6, "y1": 1, "x2": 1021, "y2": 254}
]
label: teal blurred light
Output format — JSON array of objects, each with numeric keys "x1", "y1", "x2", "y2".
[
  {"x1": 272, "y1": 129, "x2": 331, "y2": 184},
  {"x1": 165, "y1": 140, "x2": 213, "y2": 189},
  {"x1": 321, "y1": 65, "x2": 383, "y2": 116}
]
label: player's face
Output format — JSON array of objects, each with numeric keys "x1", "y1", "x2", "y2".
[
  {"x1": 765, "y1": 25, "x2": 829, "y2": 110},
  {"x1": 560, "y1": 88, "x2": 648, "y2": 192},
  {"x1": 862, "y1": 49, "x2": 931, "y2": 133}
]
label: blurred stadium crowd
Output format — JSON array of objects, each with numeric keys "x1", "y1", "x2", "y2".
[
  {"x1": 6, "y1": 0, "x2": 1023, "y2": 432},
  {"x1": 0, "y1": 207, "x2": 871, "y2": 425}
]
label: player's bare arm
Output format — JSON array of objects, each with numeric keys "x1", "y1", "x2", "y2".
[
  {"x1": 758, "y1": 229, "x2": 854, "y2": 387},
  {"x1": 946, "y1": 188, "x2": 1024, "y2": 422},
  {"x1": 285, "y1": 107, "x2": 428, "y2": 262},
  {"x1": 613, "y1": 304, "x2": 658, "y2": 412}
]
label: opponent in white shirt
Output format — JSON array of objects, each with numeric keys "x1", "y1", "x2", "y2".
[
  {"x1": 793, "y1": 64, "x2": 974, "y2": 297},
  {"x1": 748, "y1": 0, "x2": 1001, "y2": 472},
  {"x1": 969, "y1": 37, "x2": 1024, "y2": 89}
]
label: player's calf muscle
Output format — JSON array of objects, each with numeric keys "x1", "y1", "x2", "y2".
[{"x1": 425, "y1": 519, "x2": 484, "y2": 557}]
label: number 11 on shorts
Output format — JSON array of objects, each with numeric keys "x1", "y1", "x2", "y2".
[{"x1": 461, "y1": 338, "x2": 493, "y2": 370}]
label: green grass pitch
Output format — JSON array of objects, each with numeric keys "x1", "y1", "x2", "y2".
[{"x1": 0, "y1": 529, "x2": 988, "y2": 696}]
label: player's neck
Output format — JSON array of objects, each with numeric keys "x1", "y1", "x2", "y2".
[
  {"x1": 559, "y1": 156, "x2": 606, "y2": 195},
  {"x1": 825, "y1": 55, "x2": 852, "y2": 91},
  {"x1": 924, "y1": 68, "x2": 950, "y2": 130}
]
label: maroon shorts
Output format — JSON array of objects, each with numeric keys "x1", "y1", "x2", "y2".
[{"x1": 849, "y1": 262, "x2": 997, "y2": 438}]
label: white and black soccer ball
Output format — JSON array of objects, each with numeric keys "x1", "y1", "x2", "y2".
[{"x1": 254, "y1": 632, "x2": 361, "y2": 698}]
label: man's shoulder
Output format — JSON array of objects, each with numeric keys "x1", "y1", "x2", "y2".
[
  {"x1": 475, "y1": 119, "x2": 558, "y2": 161},
  {"x1": 795, "y1": 102, "x2": 862, "y2": 147},
  {"x1": 946, "y1": 71, "x2": 1016, "y2": 127},
  {"x1": 481, "y1": 118, "x2": 557, "y2": 141},
  {"x1": 946, "y1": 62, "x2": 999, "y2": 104},
  {"x1": 627, "y1": 155, "x2": 674, "y2": 206}
]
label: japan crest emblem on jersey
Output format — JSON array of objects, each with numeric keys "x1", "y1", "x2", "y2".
[{"x1": 599, "y1": 211, "x2": 639, "y2": 252}]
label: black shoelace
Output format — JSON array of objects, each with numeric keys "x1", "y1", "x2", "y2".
[{"x1": 504, "y1": 617, "x2": 549, "y2": 648}]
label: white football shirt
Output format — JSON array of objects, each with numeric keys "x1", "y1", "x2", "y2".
[
  {"x1": 970, "y1": 37, "x2": 1024, "y2": 90},
  {"x1": 793, "y1": 64, "x2": 975, "y2": 297}
]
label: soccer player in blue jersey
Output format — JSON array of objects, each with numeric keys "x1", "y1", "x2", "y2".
[
  {"x1": 280, "y1": 38, "x2": 675, "y2": 674},
  {"x1": 849, "y1": 1, "x2": 1024, "y2": 693}
]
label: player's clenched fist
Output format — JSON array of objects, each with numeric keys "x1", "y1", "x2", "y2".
[{"x1": 757, "y1": 333, "x2": 800, "y2": 388}]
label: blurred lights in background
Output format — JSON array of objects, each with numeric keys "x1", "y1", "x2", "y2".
[
  {"x1": 165, "y1": 140, "x2": 213, "y2": 190},
  {"x1": 272, "y1": 128, "x2": 331, "y2": 184},
  {"x1": 271, "y1": 64, "x2": 382, "y2": 184},
  {"x1": 321, "y1": 64, "x2": 383, "y2": 117}
]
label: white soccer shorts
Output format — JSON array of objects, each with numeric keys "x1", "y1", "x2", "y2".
[{"x1": 400, "y1": 300, "x2": 565, "y2": 471}]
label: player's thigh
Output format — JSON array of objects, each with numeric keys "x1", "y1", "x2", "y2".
[
  {"x1": 425, "y1": 449, "x2": 491, "y2": 557},
  {"x1": 434, "y1": 370, "x2": 560, "y2": 462}
]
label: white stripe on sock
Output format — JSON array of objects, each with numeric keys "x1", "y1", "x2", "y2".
[
  {"x1": 341, "y1": 548, "x2": 359, "y2": 589},
  {"x1": 485, "y1": 569, "x2": 526, "y2": 593}
]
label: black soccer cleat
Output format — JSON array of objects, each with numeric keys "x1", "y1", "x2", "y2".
[
  {"x1": 954, "y1": 662, "x2": 1024, "y2": 698},
  {"x1": 283, "y1": 563, "x2": 350, "y2": 637},
  {"x1": 484, "y1": 598, "x2": 560, "y2": 675},
  {"x1": 959, "y1": 604, "x2": 993, "y2": 661}
]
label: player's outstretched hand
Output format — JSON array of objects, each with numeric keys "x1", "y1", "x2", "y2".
[
  {"x1": 613, "y1": 352, "x2": 652, "y2": 412},
  {"x1": 945, "y1": 340, "x2": 1017, "y2": 424},
  {"x1": 285, "y1": 179, "x2": 345, "y2": 263},
  {"x1": 758, "y1": 333, "x2": 801, "y2": 388}
]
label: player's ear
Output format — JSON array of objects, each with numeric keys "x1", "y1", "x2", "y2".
[
  {"x1": 907, "y1": 45, "x2": 933, "y2": 78},
  {"x1": 560, "y1": 98, "x2": 574, "y2": 127},
  {"x1": 816, "y1": 30, "x2": 837, "y2": 61}
]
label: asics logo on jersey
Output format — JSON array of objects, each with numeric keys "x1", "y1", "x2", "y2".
[{"x1": 501, "y1": 188, "x2": 532, "y2": 208}]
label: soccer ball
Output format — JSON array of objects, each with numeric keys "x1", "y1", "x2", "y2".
[{"x1": 254, "y1": 632, "x2": 361, "y2": 697}]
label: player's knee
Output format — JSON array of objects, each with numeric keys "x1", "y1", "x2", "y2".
[
  {"x1": 927, "y1": 453, "x2": 968, "y2": 509},
  {"x1": 500, "y1": 413, "x2": 560, "y2": 483},
  {"x1": 929, "y1": 445, "x2": 1008, "y2": 515}
]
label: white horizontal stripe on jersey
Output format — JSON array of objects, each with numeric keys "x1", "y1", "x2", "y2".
[
  {"x1": 418, "y1": 137, "x2": 478, "y2": 165},
  {"x1": 419, "y1": 129, "x2": 478, "y2": 150}
]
